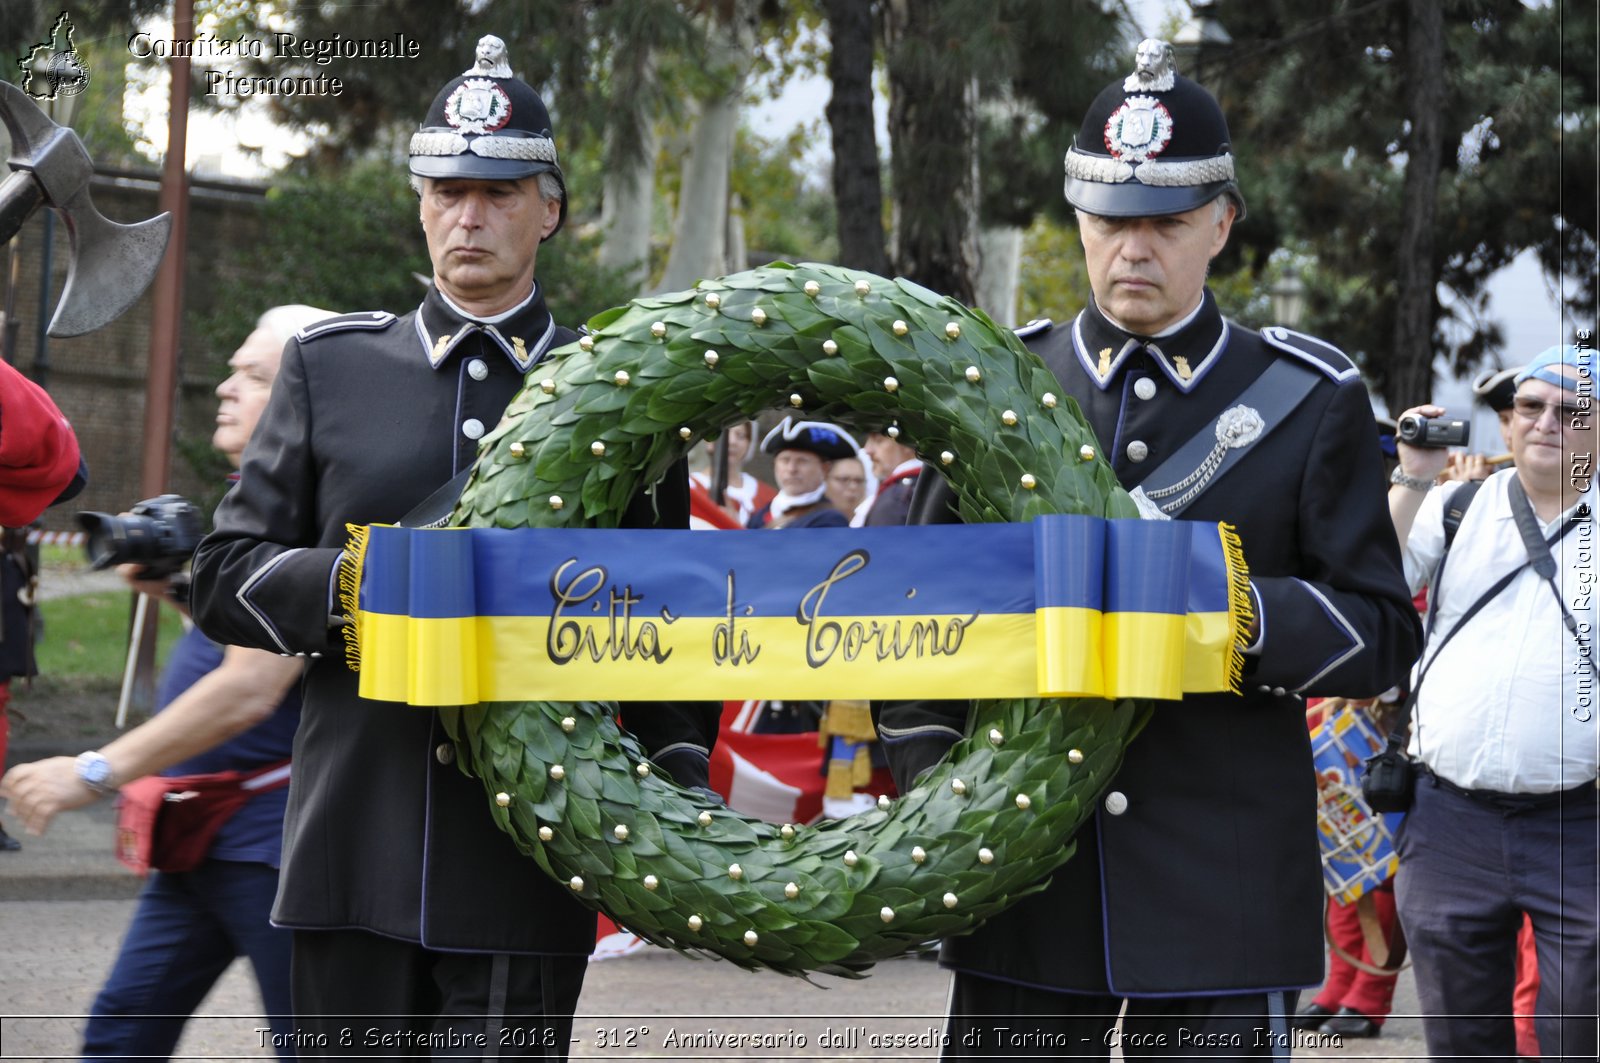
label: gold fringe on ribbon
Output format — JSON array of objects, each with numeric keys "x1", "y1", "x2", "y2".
[
  {"x1": 1218, "y1": 521, "x2": 1253, "y2": 695},
  {"x1": 336, "y1": 522, "x2": 370, "y2": 673}
]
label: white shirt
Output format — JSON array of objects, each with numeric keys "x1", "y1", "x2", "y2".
[
  {"x1": 1403, "y1": 470, "x2": 1599, "y2": 793},
  {"x1": 688, "y1": 469, "x2": 767, "y2": 526}
]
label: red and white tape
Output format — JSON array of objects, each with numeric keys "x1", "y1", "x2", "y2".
[{"x1": 27, "y1": 530, "x2": 86, "y2": 546}]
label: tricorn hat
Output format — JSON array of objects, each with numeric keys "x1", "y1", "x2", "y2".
[
  {"x1": 760, "y1": 417, "x2": 859, "y2": 462},
  {"x1": 1063, "y1": 38, "x2": 1245, "y2": 220},
  {"x1": 1471, "y1": 366, "x2": 1523, "y2": 412},
  {"x1": 408, "y1": 35, "x2": 567, "y2": 237}
]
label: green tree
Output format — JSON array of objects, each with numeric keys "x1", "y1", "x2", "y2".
[
  {"x1": 196, "y1": 160, "x2": 635, "y2": 346},
  {"x1": 731, "y1": 125, "x2": 837, "y2": 265},
  {"x1": 821, "y1": 0, "x2": 887, "y2": 273},
  {"x1": 1214, "y1": 0, "x2": 1594, "y2": 411},
  {"x1": 829, "y1": 0, "x2": 1128, "y2": 300}
]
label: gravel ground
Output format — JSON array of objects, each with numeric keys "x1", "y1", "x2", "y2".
[{"x1": 36, "y1": 564, "x2": 124, "y2": 601}]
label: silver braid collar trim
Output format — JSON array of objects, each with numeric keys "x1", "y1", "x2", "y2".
[
  {"x1": 1064, "y1": 147, "x2": 1234, "y2": 187},
  {"x1": 409, "y1": 131, "x2": 558, "y2": 164}
]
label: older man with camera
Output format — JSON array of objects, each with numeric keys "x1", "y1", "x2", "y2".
[
  {"x1": 1387, "y1": 343, "x2": 1598, "y2": 1060},
  {"x1": 0, "y1": 304, "x2": 334, "y2": 1059}
]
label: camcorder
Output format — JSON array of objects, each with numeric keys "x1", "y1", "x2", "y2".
[
  {"x1": 76, "y1": 494, "x2": 204, "y2": 580},
  {"x1": 1396, "y1": 412, "x2": 1470, "y2": 449}
]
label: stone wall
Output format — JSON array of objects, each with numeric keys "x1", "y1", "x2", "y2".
[{"x1": 3, "y1": 168, "x2": 267, "y2": 530}]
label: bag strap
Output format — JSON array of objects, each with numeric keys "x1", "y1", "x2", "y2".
[
  {"x1": 1387, "y1": 479, "x2": 1587, "y2": 749},
  {"x1": 1507, "y1": 477, "x2": 1596, "y2": 680},
  {"x1": 1442, "y1": 478, "x2": 1483, "y2": 550}
]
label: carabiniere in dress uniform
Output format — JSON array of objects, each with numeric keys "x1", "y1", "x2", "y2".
[{"x1": 876, "y1": 38, "x2": 1421, "y2": 1056}]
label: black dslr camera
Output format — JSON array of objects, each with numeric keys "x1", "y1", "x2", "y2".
[
  {"x1": 1396, "y1": 412, "x2": 1470, "y2": 449},
  {"x1": 76, "y1": 494, "x2": 204, "y2": 579}
]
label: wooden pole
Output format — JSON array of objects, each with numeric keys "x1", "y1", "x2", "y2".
[{"x1": 126, "y1": 0, "x2": 193, "y2": 719}]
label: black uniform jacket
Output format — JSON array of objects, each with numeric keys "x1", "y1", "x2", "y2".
[
  {"x1": 877, "y1": 291, "x2": 1421, "y2": 996},
  {"x1": 863, "y1": 469, "x2": 919, "y2": 527},
  {"x1": 190, "y1": 285, "x2": 720, "y2": 955}
]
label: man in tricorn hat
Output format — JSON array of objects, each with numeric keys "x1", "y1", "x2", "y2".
[
  {"x1": 191, "y1": 40, "x2": 718, "y2": 1057},
  {"x1": 746, "y1": 417, "x2": 858, "y2": 529},
  {"x1": 877, "y1": 40, "x2": 1421, "y2": 1055}
]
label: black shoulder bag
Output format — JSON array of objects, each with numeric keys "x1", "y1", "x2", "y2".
[{"x1": 1363, "y1": 479, "x2": 1589, "y2": 812}]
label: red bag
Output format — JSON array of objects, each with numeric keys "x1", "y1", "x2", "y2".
[{"x1": 115, "y1": 760, "x2": 290, "y2": 875}]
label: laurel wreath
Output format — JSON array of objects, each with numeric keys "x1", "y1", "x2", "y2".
[{"x1": 441, "y1": 262, "x2": 1151, "y2": 976}]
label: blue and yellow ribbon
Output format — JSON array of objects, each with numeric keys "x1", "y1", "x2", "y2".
[{"x1": 342, "y1": 516, "x2": 1248, "y2": 706}]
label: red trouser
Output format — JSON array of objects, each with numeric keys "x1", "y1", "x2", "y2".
[
  {"x1": 1314, "y1": 882, "x2": 1399, "y2": 1025},
  {"x1": 1515, "y1": 913, "x2": 1540, "y2": 1059}
]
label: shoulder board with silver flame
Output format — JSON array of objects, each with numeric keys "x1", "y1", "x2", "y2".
[
  {"x1": 1260, "y1": 326, "x2": 1360, "y2": 383},
  {"x1": 296, "y1": 312, "x2": 397, "y2": 343},
  {"x1": 1014, "y1": 318, "x2": 1054, "y2": 339}
]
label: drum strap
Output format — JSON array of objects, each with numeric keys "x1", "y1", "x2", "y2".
[{"x1": 1325, "y1": 894, "x2": 1408, "y2": 977}]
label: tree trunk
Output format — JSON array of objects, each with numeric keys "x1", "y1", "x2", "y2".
[
  {"x1": 884, "y1": 0, "x2": 980, "y2": 304},
  {"x1": 657, "y1": 11, "x2": 753, "y2": 293},
  {"x1": 599, "y1": 119, "x2": 659, "y2": 293},
  {"x1": 1387, "y1": 0, "x2": 1445, "y2": 413},
  {"x1": 725, "y1": 193, "x2": 747, "y2": 273},
  {"x1": 975, "y1": 224, "x2": 1023, "y2": 326},
  {"x1": 823, "y1": 0, "x2": 888, "y2": 275}
]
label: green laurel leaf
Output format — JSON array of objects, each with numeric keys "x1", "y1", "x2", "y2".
[{"x1": 446, "y1": 263, "x2": 1150, "y2": 976}]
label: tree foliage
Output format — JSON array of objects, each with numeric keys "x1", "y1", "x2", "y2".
[
  {"x1": 192, "y1": 160, "x2": 635, "y2": 369},
  {"x1": 1214, "y1": 0, "x2": 1593, "y2": 410},
  {"x1": 874, "y1": 0, "x2": 1132, "y2": 301}
]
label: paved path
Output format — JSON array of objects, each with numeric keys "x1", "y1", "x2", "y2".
[
  {"x1": 0, "y1": 799, "x2": 1432, "y2": 1060},
  {"x1": 35, "y1": 566, "x2": 123, "y2": 602}
]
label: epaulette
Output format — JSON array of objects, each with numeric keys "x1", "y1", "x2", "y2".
[
  {"x1": 1014, "y1": 318, "x2": 1053, "y2": 339},
  {"x1": 296, "y1": 311, "x2": 397, "y2": 343},
  {"x1": 1260, "y1": 325, "x2": 1360, "y2": 383}
]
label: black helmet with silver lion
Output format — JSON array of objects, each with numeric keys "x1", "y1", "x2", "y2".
[
  {"x1": 1063, "y1": 39, "x2": 1245, "y2": 220},
  {"x1": 408, "y1": 35, "x2": 568, "y2": 237}
]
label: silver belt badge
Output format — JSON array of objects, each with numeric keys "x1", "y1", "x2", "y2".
[{"x1": 1145, "y1": 405, "x2": 1265, "y2": 514}]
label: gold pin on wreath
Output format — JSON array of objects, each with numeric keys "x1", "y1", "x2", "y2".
[{"x1": 441, "y1": 262, "x2": 1149, "y2": 976}]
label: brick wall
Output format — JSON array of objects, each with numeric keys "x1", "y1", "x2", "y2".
[{"x1": 3, "y1": 168, "x2": 267, "y2": 530}]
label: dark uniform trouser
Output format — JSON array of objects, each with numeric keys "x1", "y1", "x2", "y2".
[
  {"x1": 290, "y1": 928, "x2": 588, "y2": 1059},
  {"x1": 943, "y1": 972, "x2": 1296, "y2": 1061}
]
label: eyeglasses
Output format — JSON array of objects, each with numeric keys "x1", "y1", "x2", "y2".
[{"x1": 1512, "y1": 395, "x2": 1591, "y2": 424}]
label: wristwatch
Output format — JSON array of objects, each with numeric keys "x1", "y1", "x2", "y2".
[
  {"x1": 75, "y1": 751, "x2": 117, "y2": 794},
  {"x1": 1389, "y1": 467, "x2": 1434, "y2": 493}
]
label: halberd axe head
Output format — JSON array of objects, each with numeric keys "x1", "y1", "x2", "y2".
[{"x1": 0, "y1": 80, "x2": 173, "y2": 337}]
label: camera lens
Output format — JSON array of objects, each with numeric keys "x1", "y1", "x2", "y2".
[{"x1": 76, "y1": 512, "x2": 161, "y2": 570}]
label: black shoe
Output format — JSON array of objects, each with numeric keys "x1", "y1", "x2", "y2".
[
  {"x1": 1291, "y1": 1003, "x2": 1334, "y2": 1031},
  {"x1": 0, "y1": 825, "x2": 20, "y2": 852},
  {"x1": 1319, "y1": 1007, "x2": 1380, "y2": 1038}
]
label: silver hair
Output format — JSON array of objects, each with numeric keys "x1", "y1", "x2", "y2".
[
  {"x1": 256, "y1": 304, "x2": 338, "y2": 347},
  {"x1": 408, "y1": 172, "x2": 563, "y2": 206}
]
